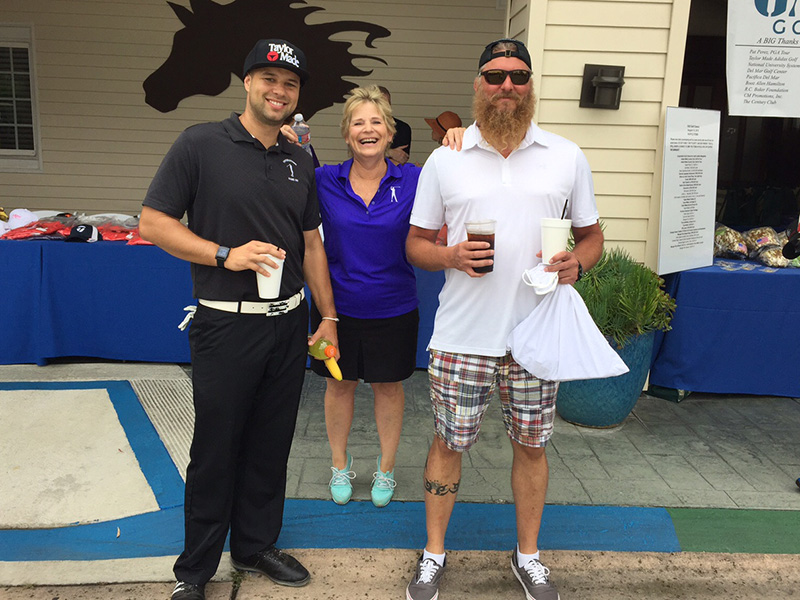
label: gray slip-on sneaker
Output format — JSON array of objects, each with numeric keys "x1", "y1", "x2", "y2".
[
  {"x1": 510, "y1": 553, "x2": 560, "y2": 600},
  {"x1": 406, "y1": 556, "x2": 446, "y2": 600}
]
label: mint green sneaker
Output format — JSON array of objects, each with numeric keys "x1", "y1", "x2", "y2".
[
  {"x1": 371, "y1": 455, "x2": 397, "y2": 508},
  {"x1": 329, "y1": 453, "x2": 355, "y2": 505}
]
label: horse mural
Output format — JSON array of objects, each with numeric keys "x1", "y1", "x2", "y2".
[{"x1": 143, "y1": 0, "x2": 390, "y2": 118}]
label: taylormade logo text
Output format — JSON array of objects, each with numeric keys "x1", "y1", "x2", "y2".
[{"x1": 267, "y1": 43, "x2": 300, "y2": 67}]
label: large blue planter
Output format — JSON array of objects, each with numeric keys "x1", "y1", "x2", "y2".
[{"x1": 556, "y1": 331, "x2": 655, "y2": 428}]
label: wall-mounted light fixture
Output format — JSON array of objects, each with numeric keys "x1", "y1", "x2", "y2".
[{"x1": 579, "y1": 64, "x2": 625, "y2": 110}]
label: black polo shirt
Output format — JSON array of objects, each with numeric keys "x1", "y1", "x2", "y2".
[
  {"x1": 391, "y1": 118, "x2": 412, "y2": 155},
  {"x1": 143, "y1": 113, "x2": 320, "y2": 301}
]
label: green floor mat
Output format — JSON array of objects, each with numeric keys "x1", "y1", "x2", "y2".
[{"x1": 668, "y1": 507, "x2": 800, "y2": 554}]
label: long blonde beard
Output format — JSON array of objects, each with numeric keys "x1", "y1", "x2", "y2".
[{"x1": 472, "y1": 85, "x2": 536, "y2": 153}]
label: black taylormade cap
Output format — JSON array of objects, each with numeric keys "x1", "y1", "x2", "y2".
[
  {"x1": 478, "y1": 38, "x2": 532, "y2": 70},
  {"x1": 242, "y1": 39, "x2": 309, "y2": 84}
]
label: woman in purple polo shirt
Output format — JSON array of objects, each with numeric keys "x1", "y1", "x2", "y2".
[{"x1": 310, "y1": 85, "x2": 420, "y2": 508}]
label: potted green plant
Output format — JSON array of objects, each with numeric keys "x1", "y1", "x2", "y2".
[{"x1": 556, "y1": 247, "x2": 676, "y2": 427}]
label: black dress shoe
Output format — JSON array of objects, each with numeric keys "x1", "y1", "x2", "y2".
[
  {"x1": 231, "y1": 544, "x2": 310, "y2": 587},
  {"x1": 171, "y1": 581, "x2": 205, "y2": 600}
]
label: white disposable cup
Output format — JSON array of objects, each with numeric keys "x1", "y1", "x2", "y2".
[
  {"x1": 256, "y1": 255, "x2": 285, "y2": 299},
  {"x1": 540, "y1": 218, "x2": 572, "y2": 265}
]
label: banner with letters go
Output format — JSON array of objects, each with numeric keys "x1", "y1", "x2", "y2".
[{"x1": 727, "y1": 0, "x2": 800, "y2": 117}]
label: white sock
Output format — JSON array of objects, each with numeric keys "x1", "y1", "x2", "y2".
[
  {"x1": 516, "y1": 546, "x2": 540, "y2": 568},
  {"x1": 422, "y1": 549, "x2": 446, "y2": 567}
]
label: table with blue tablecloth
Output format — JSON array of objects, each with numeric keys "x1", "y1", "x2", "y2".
[
  {"x1": 649, "y1": 259, "x2": 800, "y2": 397},
  {"x1": 0, "y1": 240, "x2": 444, "y2": 368}
]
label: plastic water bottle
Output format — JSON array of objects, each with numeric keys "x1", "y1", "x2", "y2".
[
  {"x1": 291, "y1": 113, "x2": 312, "y2": 155},
  {"x1": 308, "y1": 337, "x2": 342, "y2": 380}
]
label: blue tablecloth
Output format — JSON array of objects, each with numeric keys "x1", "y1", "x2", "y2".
[
  {"x1": 1, "y1": 240, "x2": 444, "y2": 368},
  {"x1": 1, "y1": 240, "x2": 194, "y2": 365},
  {"x1": 414, "y1": 268, "x2": 444, "y2": 370},
  {"x1": 649, "y1": 259, "x2": 800, "y2": 397},
  {"x1": 0, "y1": 240, "x2": 42, "y2": 364}
]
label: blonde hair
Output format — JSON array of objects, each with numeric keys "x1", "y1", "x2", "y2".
[{"x1": 340, "y1": 85, "x2": 396, "y2": 156}]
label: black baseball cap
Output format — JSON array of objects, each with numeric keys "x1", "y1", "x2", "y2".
[
  {"x1": 242, "y1": 39, "x2": 309, "y2": 84},
  {"x1": 478, "y1": 38, "x2": 532, "y2": 70},
  {"x1": 66, "y1": 224, "x2": 103, "y2": 243}
]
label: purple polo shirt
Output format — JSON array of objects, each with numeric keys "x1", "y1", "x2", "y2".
[{"x1": 315, "y1": 158, "x2": 420, "y2": 319}]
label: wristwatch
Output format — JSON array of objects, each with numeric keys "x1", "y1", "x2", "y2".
[
  {"x1": 215, "y1": 245, "x2": 230, "y2": 269},
  {"x1": 576, "y1": 261, "x2": 584, "y2": 282}
]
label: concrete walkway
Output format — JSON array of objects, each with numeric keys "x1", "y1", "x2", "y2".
[
  {"x1": 4, "y1": 549, "x2": 800, "y2": 600},
  {"x1": 295, "y1": 369, "x2": 800, "y2": 510}
]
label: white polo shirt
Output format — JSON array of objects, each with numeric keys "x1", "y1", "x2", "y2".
[{"x1": 410, "y1": 121, "x2": 599, "y2": 357}]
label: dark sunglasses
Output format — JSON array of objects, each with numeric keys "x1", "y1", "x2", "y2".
[{"x1": 480, "y1": 69, "x2": 532, "y2": 85}]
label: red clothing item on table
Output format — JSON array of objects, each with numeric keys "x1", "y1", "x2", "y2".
[{"x1": 0, "y1": 221, "x2": 70, "y2": 240}]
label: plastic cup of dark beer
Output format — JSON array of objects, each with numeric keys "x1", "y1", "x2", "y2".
[{"x1": 465, "y1": 219, "x2": 496, "y2": 273}]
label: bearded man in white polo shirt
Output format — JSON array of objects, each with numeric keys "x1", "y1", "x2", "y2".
[{"x1": 405, "y1": 38, "x2": 604, "y2": 600}]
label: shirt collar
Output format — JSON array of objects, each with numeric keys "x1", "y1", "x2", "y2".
[
  {"x1": 223, "y1": 112, "x2": 294, "y2": 153},
  {"x1": 462, "y1": 120, "x2": 549, "y2": 153},
  {"x1": 222, "y1": 113, "x2": 252, "y2": 143},
  {"x1": 335, "y1": 158, "x2": 355, "y2": 180},
  {"x1": 462, "y1": 123, "x2": 483, "y2": 150},
  {"x1": 386, "y1": 157, "x2": 403, "y2": 179},
  {"x1": 335, "y1": 157, "x2": 402, "y2": 182},
  {"x1": 520, "y1": 121, "x2": 549, "y2": 149}
]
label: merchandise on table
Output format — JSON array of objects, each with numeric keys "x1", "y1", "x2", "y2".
[
  {"x1": 742, "y1": 226, "x2": 789, "y2": 268},
  {"x1": 713, "y1": 222, "x2": 748, "y2": 259}
]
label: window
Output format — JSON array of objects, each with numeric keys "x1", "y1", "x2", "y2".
[
  {"x1": 0, "y1": 46, "x2": 33, "y2": 150},
  {"x1": 0, "y1": 25, "x2": 40, "y2": 172}
]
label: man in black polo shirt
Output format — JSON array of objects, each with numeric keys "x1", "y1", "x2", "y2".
[
  {"x1": 140, "y1": 39, "x2": 338, "y2": 600},
  {"x1": 378, "y1": 85, "x2": 412, "y2": 165}
]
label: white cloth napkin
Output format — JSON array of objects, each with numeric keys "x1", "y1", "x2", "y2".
[{"x1": 508, "y1": 279, "x2": 629, "y2": 382}]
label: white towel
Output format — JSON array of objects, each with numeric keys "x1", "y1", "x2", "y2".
[{"x1": 507, "y1": 282, "x2": 629, "y2": 382}]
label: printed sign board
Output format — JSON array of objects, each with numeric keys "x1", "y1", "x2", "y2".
[{"x1": 658, "y1": 107, "x2": 720, "y2": 275}]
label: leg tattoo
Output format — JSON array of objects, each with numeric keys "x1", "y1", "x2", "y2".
[{"x1": 424, "y1": 477, "x2": 460, "y2": 496}]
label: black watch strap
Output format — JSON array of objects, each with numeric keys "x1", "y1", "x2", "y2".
[
  {"x1": 576, "y1": 261, "x2": 584, "y2": 282},
  {"x1": 215, "y1": 246, "x2": 230, "y2": 269}
]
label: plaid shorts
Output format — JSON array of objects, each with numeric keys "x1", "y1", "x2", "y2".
[{"x1": 428, "y1": 350, "x2": 558, "y2": 451}]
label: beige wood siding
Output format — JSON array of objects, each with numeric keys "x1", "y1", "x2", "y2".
[
  {"x1": 1, "y1": 0, "x2": 505, "y2": 216},
  {"x1": 509, "y1": 0, "x2": 529, "y2": 39},
  {"x1": 516, "y1": 0, "x2": 692, "y2": 265}
]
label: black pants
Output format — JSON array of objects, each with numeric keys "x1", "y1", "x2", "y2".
[{"x1": 173, "y1": 301, "x2": 309, "y2": 584}]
